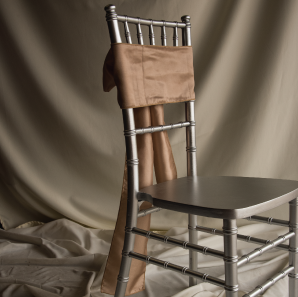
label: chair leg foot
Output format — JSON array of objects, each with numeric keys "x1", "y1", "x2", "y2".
[
  {"x1": 115, "y1": 255, "x2": 132, "y2": 297},
  {"x1": 115, "y1": 229, "x2": 136, "y2": 297},
  {"x1": 223, "y1": 219, "x2": 239, "y2": 297},
  {"x1": 289, "y1": 198, "x2": 298, "y2": 297},
  {"x1": 188, "y1": 214, "x2": 198, "y2": 286}
]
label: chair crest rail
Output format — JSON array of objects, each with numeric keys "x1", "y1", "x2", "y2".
[
  {"x1": 117, "y1": 15, "x2": 186, "y2": 28},
  {"x1": 124, "y1": 121, "x2": 194, "y2": 136}
]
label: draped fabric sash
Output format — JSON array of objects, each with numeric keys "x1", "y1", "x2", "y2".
[
  {"x1": 103, "y1": 43, "x2": 195, "y2": 109},
  {"x1": 101, "y1": 43, "x2": 195, "y2": 295}
]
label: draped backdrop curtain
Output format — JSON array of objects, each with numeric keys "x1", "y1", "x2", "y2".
[{"x1": 0, "y1": 0, "x2": 298, "y2": 230}]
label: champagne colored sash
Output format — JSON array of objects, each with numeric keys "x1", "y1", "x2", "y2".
[{"x1": 101, "y1": 43, "x2": 195, "y2": 295}]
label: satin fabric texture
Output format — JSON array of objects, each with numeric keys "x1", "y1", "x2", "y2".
[
  {"x1": 103, "y1": 43, "x2": 195, "y2": 109},
  {"x1": 101, "y1": 44, "x2": 195, "y2": 294},
  {"x1": 101, "y1": 106, "x2": 177, "y2": 295}
]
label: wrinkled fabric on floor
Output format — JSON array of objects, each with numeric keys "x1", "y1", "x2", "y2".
[{"x1": 0, "y1": 219, "x2": 291, "y2": 296}]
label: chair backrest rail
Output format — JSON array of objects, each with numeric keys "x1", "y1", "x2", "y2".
[
  {"x1": 134, "y1": 121, "x2": 194, "y2": 135},
  {"x1": 117, "y1": 15, "x2": 186, "y2": 28}
]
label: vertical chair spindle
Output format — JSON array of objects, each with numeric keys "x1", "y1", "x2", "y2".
[
  {"x1": 161, "y1": 21, "x2": 167, "y2": 46},
  {"x1": 289, "y1": 198, "x2": 298, "y2": 296},
  {"x1": 136, "y1": 18, "x2": 143, "y2": 45},
  {"x1": 173, "y1": 23, "x2": 178, "y2": 46},
  {"x1": 124, "y1": 16, "x2": 132, "y2": 44},
  {"x1": 149, "y1": 20, "x2": 155, "y2": 45},
  {"x1": 223, "y1": 219, "x2": 239, "y2": 297},
  {"x1": 182, "y1": 14, "x2": 198, "y2": 288}
]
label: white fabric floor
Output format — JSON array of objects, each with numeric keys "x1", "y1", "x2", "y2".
[{"x1": 0, "y1": 219, "x2": 291, "y2": 296}]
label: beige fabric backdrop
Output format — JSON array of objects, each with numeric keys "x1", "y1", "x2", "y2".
[
  {"x1": 0, "y1": 0, "x2": 298, "y2": 230},
  {"x1": 0, "y1": 219, "x2": 292, "y2": 296}
]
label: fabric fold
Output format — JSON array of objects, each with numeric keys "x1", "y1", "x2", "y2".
[
  {"x1": 101, "y1": 43, "x2": 195, "y2": 295},
  {"x1": 103, "y1": 43, "x2": 195, "y2": 109}
]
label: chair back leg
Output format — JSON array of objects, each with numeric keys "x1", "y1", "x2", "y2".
[
  {"x1": 289, "y1": 198, "x2": 298, "y2": 296},
  {"x1": 223, "y1": 219, "x2": 239, "y2": 297},
  {"x1": 114, "y1": 179, "x2": 139, "y2": 297},
  {"x1": 115, "y1": 109, "x2": 140, "y2": 297},
  {"x1": 115, "y1": 228, "x2": 137, "y2": 297},
  {"x1": 180, "y1": 14, "x2": 199, "y2": 287}
]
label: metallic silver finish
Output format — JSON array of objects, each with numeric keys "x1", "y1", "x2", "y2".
[
  {"x1": 131, "y1": 227, "x2": 224, "y2": 258},
  {"x1": 195, "y1": 225, "x2": 290, "y2": 251},
  {"x1": 173, "y1": 24, "x2": 179, "y2": 46},
  {"x1": 105, "y1": 6, "x2": 200, "y2": 295},
  {"x1": 138, "y1": 176, "x2": 298, "y2": 219},
  {"x1": 136, "y1": 18, "x2": 144, "y2": 45},
  {"x1": 149, "y1": 21, "x2": 155, "y2": 45},
  {"x1": 123, "y1": 16, "x2": 132, "y2": 44},
  {"x1": 117, "y1": 15, "x2": 186, "y2": 28},
  {"x1": 182, "y1": 14, "x2": 197, "y2": 286},
  {"x1": 188, "y1": 212, "x2": 198, "y2": 286},
  {"x1": 137, "y1": 206, "x2": 161, "y2": 217},
  {"x1": 134, "y1": 121, "x2": 192, "y2": 135},
  {"x1": 289, "y1": 198, "x2": 298, "y2": 297},
  {"x1": 105, "y1": 6, "x2": 298, "y2": 296},
  {"x1": 223, "y1": 219, "x2": 239, "y2": 297},
  {"x1": 237, "y1": 231, "x2": 294, "y2": 267},
  {"x1": 181, "y1": 15, "x2": 191, "y2": 47},
  {"x1": 105, "y1": 5, "x2": 122, "y2": 44},
  {"x1": 161, "y1": 22, "x2": 167, "y2": 46},
  {"x1": 122, "y1": 109, "x2": 138, "y2": 160},
  {"x1": 243, "y1": 266, "x2": 294, "y2": 297},
  {"x1": 104, "y1": 8, "x2": 134, "y2": 295},
  {"x1": 245, "y1": 215, "x2": 289, "y2": 227},
  {"x1": 185, "y1": 102, "x2": 197, "y2": 175},
  {"x1": 129, "y1": 251, "x2": 227, "y2": 288},
  {"x1": 114, "y1": 108, "x2": 140, "y2": 297}
]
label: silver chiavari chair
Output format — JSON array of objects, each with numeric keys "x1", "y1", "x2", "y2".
[{"x1": 104, "y1": 4, "x2": 298, "y2": 297}]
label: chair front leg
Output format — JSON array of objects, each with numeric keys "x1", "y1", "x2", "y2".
[
  {"x1": 188, "y1": 214, "x2": 198, "y2": 286},
  {"x1": 289, "y1": 198, "x2": 298, "y2": 297},
  {"x1": 223, "y1": 219, "x2": 239, "y2": 297}
]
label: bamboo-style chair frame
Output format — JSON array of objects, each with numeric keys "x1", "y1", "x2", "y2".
[{"x1": 104, "y1": 5, "x2": 298, "y2": 297}]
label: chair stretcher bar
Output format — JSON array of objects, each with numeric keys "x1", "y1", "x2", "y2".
[
  {"x1": 243, "y1": 266, "x2": 294, "y2": 297},
  {"x1": 138, "y1": 206, "x2": 161, "y2": 217},
  {"x1": 131, "y1": 227, "x2": 224, "y2": 259},
  {"x1": 195, "y1": 225, "x2": 289, "y2": 251},
  {"x1": 237, "y1": 231, "x2": 294, "y2": 267},
  {"x1": 134, "y1": 121, "x2": 193, "y2": 135},
  {"x1": 129, "y1": 251, "x2": 226, "y2": 289},
  {"x1": 245, "y1": 215, "x2": 289, "y2": 227},
  {"x1": 117, "y1": 15, "x2": 186, "y2": 28}
]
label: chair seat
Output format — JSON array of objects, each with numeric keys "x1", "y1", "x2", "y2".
[{"x1": 138, "y1": 176, "x2": 298, "y2": 219}]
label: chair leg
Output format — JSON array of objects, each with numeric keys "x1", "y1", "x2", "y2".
[
  {"x1": 115, "y1": 199, "x2": 138, "y2": 297},
  {"x1": 223, "y1": 219, "x2": 239, "y2": 297},
  {"x1": 188, "y1": 214, "x2": 198, "y2": 286},
  {"x1": 289, "y1": 198, "x2": 298, "y2": 297}
]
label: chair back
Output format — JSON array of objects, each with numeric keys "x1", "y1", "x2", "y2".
[{"x1": 104, "y1": 5, "x2": 197, "y2": 195}]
